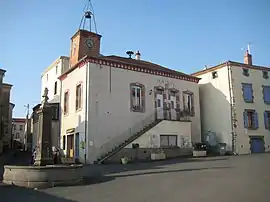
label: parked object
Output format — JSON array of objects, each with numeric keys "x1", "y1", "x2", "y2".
[
  {"x1": 193, "y1": 143, "x2": 207, "y2": 157},
  {"x1": 151, "y1": 153, "x2": 166, "y2": 160},
  {"x1": 217, "y1": 143, "x2": 227, "y2": 156}
]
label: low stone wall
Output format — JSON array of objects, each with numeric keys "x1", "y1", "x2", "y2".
[
  {"x1": 3, "y1": 164, "x2": 83, "y2": 189},
  {"x1": 104, "y1": 148, "x2": 192, "y2": 164}
]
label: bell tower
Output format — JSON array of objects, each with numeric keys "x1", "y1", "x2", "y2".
[{"x1": 70, "y1": 0, "x2": 102, "y2": 67}]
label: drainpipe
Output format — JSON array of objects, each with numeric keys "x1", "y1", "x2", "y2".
[
  {"x1": 227, "y1": 63, "x2": 236, "y2": 154},
  {"x1": 59, "y1": 78, "x2": 62, "y2": 149},
  {"x1": 84, "y1": 61, "x2": 89, "y2": 164}
]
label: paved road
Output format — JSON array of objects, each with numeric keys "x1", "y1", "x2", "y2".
[{"x1": 1, "y1": 153, "x2": 270, "y2": 202}]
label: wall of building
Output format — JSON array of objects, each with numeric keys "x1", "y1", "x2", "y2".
[
  {"x1": 126, "y1": 120, "x2": 191, "y2": 148},
  {"x1": 2, "y1": 84, "x2": 12, "y2": 149},
  {"x1": 197, "y1": 66, "x2": 233, "y2": 151},
  {"x1": 60, "y1": 64, "x2": 88, "y2": 161},
  {"x1": 86, "y1": 62, "x2": 200, "y2": 163},
  {"x1": 12, "y1": 120, "x2": 26, "y2": 145},
  {"x1": 41, "y1": 57, "x2": 69, "y2": 103},
  {"x1": 232, "y1": 65, "x2": 270, "y2": 154}
]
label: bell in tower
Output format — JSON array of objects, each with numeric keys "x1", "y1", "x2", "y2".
[{"x1": 69, "y1": 0, "x2": 102, "y2": 67}]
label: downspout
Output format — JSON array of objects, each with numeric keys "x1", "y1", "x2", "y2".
[
  {"x1": 59, "y1": 78, "x2": 62, "y2": 149},
  {"x1": 227, "y1": 63, "x2": 236, "y2": 154},
  {"x1": 84, "y1": 61, "x2": 89, "y2": 164}
]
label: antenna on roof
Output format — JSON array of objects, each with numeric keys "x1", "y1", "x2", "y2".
[{"x1": 126, "y1": 51, "x2": 134, "y2": 59}]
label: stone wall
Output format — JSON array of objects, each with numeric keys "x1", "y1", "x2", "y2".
[{"x1": 104, "y1": 147, "x2": 192, "y2": 164}]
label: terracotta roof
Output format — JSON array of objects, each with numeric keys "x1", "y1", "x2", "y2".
[
  {"x1": 12, "y1": 118, "x2": 26, "y2": 123},
  {"x1": 59, "y1": 55, "x2": 200, "y2": 83},
  {"x1": 104, "y1": 55, "x2": 197, "y2": 78},
  {"x1": 191, "y1": 61, "x2": 270, "y2": 76}
]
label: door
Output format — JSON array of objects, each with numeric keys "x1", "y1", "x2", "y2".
[
  {"x1": 170, "y1": 96, "x2": 177, "y2": 120},
  {"x1": 75, "y1": 133, "x2": 80, "y2": 158},
  {"x1": 250, "y1": 137, "x2": 265, "y2": 153},
  {"x1": 67, "y1": 134, "x2": 74, "y2": 157},
  {"x1": 156, "y1": 94, "x2": 164, "y2": 120}
]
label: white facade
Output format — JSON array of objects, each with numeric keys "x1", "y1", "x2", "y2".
[
  {"x1": 195, "y1": 61, "x2": 270, "y2": 154},
  {"x1": 41, "y1": 56, "x2": 69, "y2": 103},
  {"x1": 60, "y1": 58, "x2": 201, "y2": 163},
  {"x1": 12, "y1": 118, "x2": 26, "y2": 145}
]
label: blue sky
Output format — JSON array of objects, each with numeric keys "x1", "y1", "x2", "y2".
[{"x1": 1, "y1": 0, "x2": 270, "y2": 117}]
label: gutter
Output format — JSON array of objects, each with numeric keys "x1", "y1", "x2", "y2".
[
  {"x1": 227, "y1": 63, "x2": 236, "y2": 154},
  {"x1": 84, "y1": 62, "x2": 89, "y2": 164}
]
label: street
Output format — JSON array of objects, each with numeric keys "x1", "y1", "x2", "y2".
[{"x1": 1, "y1": 153, "x2": 270, "y2": 202}]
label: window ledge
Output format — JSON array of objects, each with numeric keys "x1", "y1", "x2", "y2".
[
  {"x1": 244, "y1": 100, "x2": 254, "y2": 103},
  {"x1": 247, "y1": 127, "x2": 258, "y2": 130},
  {"x1": 264, "y1": 101, "x2": 270, "y2": 105},
  {"x1": 76, "y1": 108, "x2": 82, "y2": 112}
]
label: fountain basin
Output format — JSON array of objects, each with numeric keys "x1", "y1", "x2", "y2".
[{"x1": 3, "y1": 164, "x2": 83, "y2": 189}]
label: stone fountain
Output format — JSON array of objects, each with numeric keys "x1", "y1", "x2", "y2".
[{"x1": 2, "y1": 88, "x2": 83, "y2": 189}]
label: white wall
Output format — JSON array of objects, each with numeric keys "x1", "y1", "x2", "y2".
[
  {"x1": 232, "y1": 65, "x2": 270, "y2": 154},
  {"x1": 197, "y1": 66, "x2": 233, "y2": 151},
  {"x1": 126, "y1": 120, "x2": 191, "y2": 148},
  {"x1": 60, "y1": 64, "x2": 87, "y2": 161},
  {"x1": 61, "y1": 62, "x2": 201, "y2": 163},
  {"x1": 12, "y1": 121, "x2": 25, "y2": 144},
  {"x1": 87, "y1": 62, "x2": 200, "y2": 163},
  {"x1": 41, "y1": 57, "x2": 69, "y2": 102}
]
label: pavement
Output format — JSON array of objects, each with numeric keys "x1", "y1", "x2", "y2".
[{"x1": 1, "y1": 153, "x2": 270, "y2": 202}]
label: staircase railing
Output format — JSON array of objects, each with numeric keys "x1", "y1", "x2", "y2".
[
  {"x1": 99, "y1": 109, "x2": 161, "y2": 158},
  {"x1": 98, "y1": 108, "x2": 191, "y2": 159}
]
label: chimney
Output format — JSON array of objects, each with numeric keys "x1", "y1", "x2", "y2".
[
  {"x1": 244, "y1": 50, "x2": 252, "y2": 65},
  {"x1": 135, "y1": 50, "x2": 141, "y2": 60}
]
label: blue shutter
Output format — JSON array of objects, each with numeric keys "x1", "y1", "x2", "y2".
[
  {"x1": 242, "y1": 84, "x2": 253, "y2": 102},
  {"x1": 264, "y1": 111, "x2": 269, "y2": 129},
  {"x1": 243, "y1": 111, "x2": 248, "y2": 128},
  {"x1": 253, "y1": 112, "x2": 259, "y2": 129},
  {"x1": 265, "y1": 87, "x2": 270, "y2": 103}
]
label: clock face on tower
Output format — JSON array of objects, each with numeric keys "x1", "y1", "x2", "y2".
[{"x1": 85, "y1": 38, "x2": 94, "y2": 48}]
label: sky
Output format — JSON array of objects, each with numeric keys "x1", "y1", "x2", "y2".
[{"x1": 1, "y1": 0, "x2": 270, "y2": 117}]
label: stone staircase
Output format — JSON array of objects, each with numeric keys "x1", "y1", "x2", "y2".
[{"x1": 96, "y1": 112, "x2": 162, "y2": 164}]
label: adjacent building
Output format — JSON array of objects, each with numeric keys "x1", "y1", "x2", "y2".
[
  {"x1": 192, "y1": 50, "x2": 270, "y2": 155},
  {"x1": 41, "y1": 56, "x2": 70, "y2": 103},
  {"x1": 58, "y1": 27, "x2": 201, "y2": 164},
  {"x1": 12, "y1": 118, "x2": 26, "y2": 146},
  {"x1": 0, "y1": 69, "x2": 14, "y2": 153}
]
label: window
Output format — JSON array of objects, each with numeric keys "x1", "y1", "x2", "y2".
[
  {"x1": 212, "y1": 71, "x2": 218, "y2": 79},
  {"x1": 243, "y1": 68, "x2": 249, "y2": 76},
  {"x1": 16, "y1": 132, "x2": 20, "y2": 139},
  {"x1": 183, "y1": 91, "x2": 194, "y2": 116},
  {"x1": 52, "y1": 105, "x2": 59, "y2": 120},
  {"x1": 20, "y1": 125, "x2": 23, "y2": 131},
  {"x1": 264, "y1": 111, "x2": 270, "y2": 130},
  {"x1": 64, "y1": 91, "x2": 69, "y2": 114},
  {"x1": 160, "y1": 135, "x2": 178, "y2": 147},
  {"x1": 76, "y1": 84, "x2": 82, "y2": 110},
  {"x1": 62, "y1": 136, "x2": 66, "y2": 150},
  {"x1": 243, "y1": 110, "x2": 258, "y2": 129},
  {"x1": 55, "y1": 65, "x2": 58, "y2": 75},
  {"x1": 263, "y1": 71, "x2": 269, "y2": 79},
  {"x1": 242, "y1": 83, "x2": 253, "y2": 103},
  {"x1": 46, "y1": 74, "x2": 49, "y2": 81},
  {"x1": 262, "y1": 85, "x2": 270, "y2": 104},
  {"x1": 54, "y1": 81, "x2": 57, "y2": 95},
  {"x1": 130, "y1": 83, "x2": 145, "y2": 112},
  {"x1": 13, "y1": 124, "x2": 16, "y2": 131}
]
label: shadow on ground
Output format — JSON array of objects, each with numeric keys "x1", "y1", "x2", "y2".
[{"x1": 0, "y1": 184, "x2": 77, "y2": 202}]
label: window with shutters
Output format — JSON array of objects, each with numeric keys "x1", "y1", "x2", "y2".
[
  {"x1": 262, "y1": 71, "x2": 269, "y2": 79},
  {"x1": 242, "y1": 83, "x2": 253, "y2": 103},
  {"x1": 64, "y1": 91, "x2": 69, "y2": 115},
  {"x1": 242, "y1": 68, "x2": 249, "y2": 77},
  {"x1": 130, "y1": 83, "x2": 145, "y2": 112},
  {"x1": 243, "y1": 109, "x2": 258, "y2": 129},
  {"x1": 262, "y1": 85, "x2": 270, "y2": 104},
  {"x1": 51, "y1": 105, "x2": 59, "y2": 120},
  {"x1": 160, "y1": 135, "x2": 178, "y2": 147},
  {"x1": 183, "y1": 91, "x2": 194, "y2": 116},
  {"x1": 76, "y1": 84, "x2": 82, "y2": 111},
  {"x1": 264, "y1": 111, "x2": 270, "y2": 130},
  {"x1": 54, "y1": 81, "x2": 57, "y2": 95}
]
